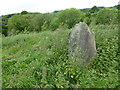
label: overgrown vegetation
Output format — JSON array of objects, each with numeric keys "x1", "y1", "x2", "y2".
[
  {"x1": 1, "y1": 5, "x2": 119, "y2": 36},
  {"x1": 2, "y1": 25, "x2": 119, "y2": 88},
  {"x1": 1, "y1": 5, "x2": 119, "y2": 88}
]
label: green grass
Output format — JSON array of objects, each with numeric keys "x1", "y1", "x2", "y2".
[
  {"x1": 2, "y1": 25, "x2": 119, "y2": 88},
  {"x1": 0, "y1": 33, "x2": 2, "y2": 89}
]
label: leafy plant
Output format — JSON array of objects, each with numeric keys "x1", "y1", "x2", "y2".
[{"x1": 2, "y1": 24, "x2": 118, "y2": 88}]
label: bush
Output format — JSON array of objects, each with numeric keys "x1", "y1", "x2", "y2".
[
  {"x1": 2, "y1": 25, "x2": 118, "y2": 88},
  {"x1": 91, "y1": 8, "x2": 118, "y2": 25},
  {"x1": 58, "y1": 8, "x2": 85, "y2": 28},
  {"x1": 8, "y1": 14, "x2": 32, "y2": 35},
  {"x1": 49, "y1": 17, "x2": 59, "y2": 31}
]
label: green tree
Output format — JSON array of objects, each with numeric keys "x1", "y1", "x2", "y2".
[
  {"x1": 49, "y1": 17, "x2": 59, "y2": 30},
  {"x1": 90, "y1": 6, "x2": 99, "y2": 13},
  {"x1": 84, "y1": 17, "x2": 91, "y2": 25},
  {"x1": 21, "y1": 11, "x2": 28, "y2": 15},
  {"x1": 85, "y1": 12, "x2": 91, "y2": 18},
  {"x1": 2, "y1": 14, "x2": 15, "y2": 36},
  {"x1": 114, "y1": 5, "x2": 120, "y2": 10},
  {"x1": 41, "y1": 21, "x2": 48, "y2": 31},
  {"x1": 8, "y1": 14, "x2": 32, "y2": 35},
  {"x1": 2, "y1": 22, "x2": 8, "y2": 36},
  {"x1": 91, "y1": 8, "x2": 118, "y2": 25},
  {"x1": 58, "y1": 8, "x2": 85, "y2": 28},
  {"x1": 29, "y1": 14, "x2": 49, "y2": 32}
]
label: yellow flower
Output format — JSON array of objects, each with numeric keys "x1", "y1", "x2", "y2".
[
  {"x1": 71, "y1": 75, "x2": 73, "y2": 78},
  {"x1": 100, "y1": 73, "x2": 103, "y2": 75},
  {"x1": 64, "y1": 72, "x2": 66, "y2": 75}
]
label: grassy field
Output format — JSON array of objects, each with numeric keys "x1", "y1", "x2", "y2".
[{"x1": 2, "y1": 25, "x2": 119, "y2": 88}]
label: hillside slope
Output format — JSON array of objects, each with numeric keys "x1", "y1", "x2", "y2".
[{"x1": 2, "y1": 25, "x2": 119, "y2": 88}]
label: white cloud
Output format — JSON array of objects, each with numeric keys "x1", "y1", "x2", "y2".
[{"x1": 0, "y1": 0, "x2": 119, "y2": 15}]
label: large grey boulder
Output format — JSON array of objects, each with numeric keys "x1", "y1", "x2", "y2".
[{"x1": 68, "y1": 22, "x2": 96, "y2": 67}]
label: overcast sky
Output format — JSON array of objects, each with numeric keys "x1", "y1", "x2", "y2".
[{"x1": 0, "y1": 0, "x2": 119, "y2": 15}]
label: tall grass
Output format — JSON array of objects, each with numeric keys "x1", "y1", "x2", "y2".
[
  {"x1": 0, "y1": 33, "x2": 2, "y2": 89},
  {"x1": 2, "y1": 25, "x2": 118, "y2": 88}
]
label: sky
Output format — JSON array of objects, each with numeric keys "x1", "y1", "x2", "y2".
[{"x1": 0, "y1": 0, "x2": 120, "y2": 15}]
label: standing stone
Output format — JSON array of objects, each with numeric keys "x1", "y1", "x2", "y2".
[{"x1": 68, "y1": 22, "x2": 96, "y2": 67}]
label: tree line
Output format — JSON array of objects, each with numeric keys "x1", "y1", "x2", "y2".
[{"x1": 1, "y1": 5, "x2": 119, "y2": 36}]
